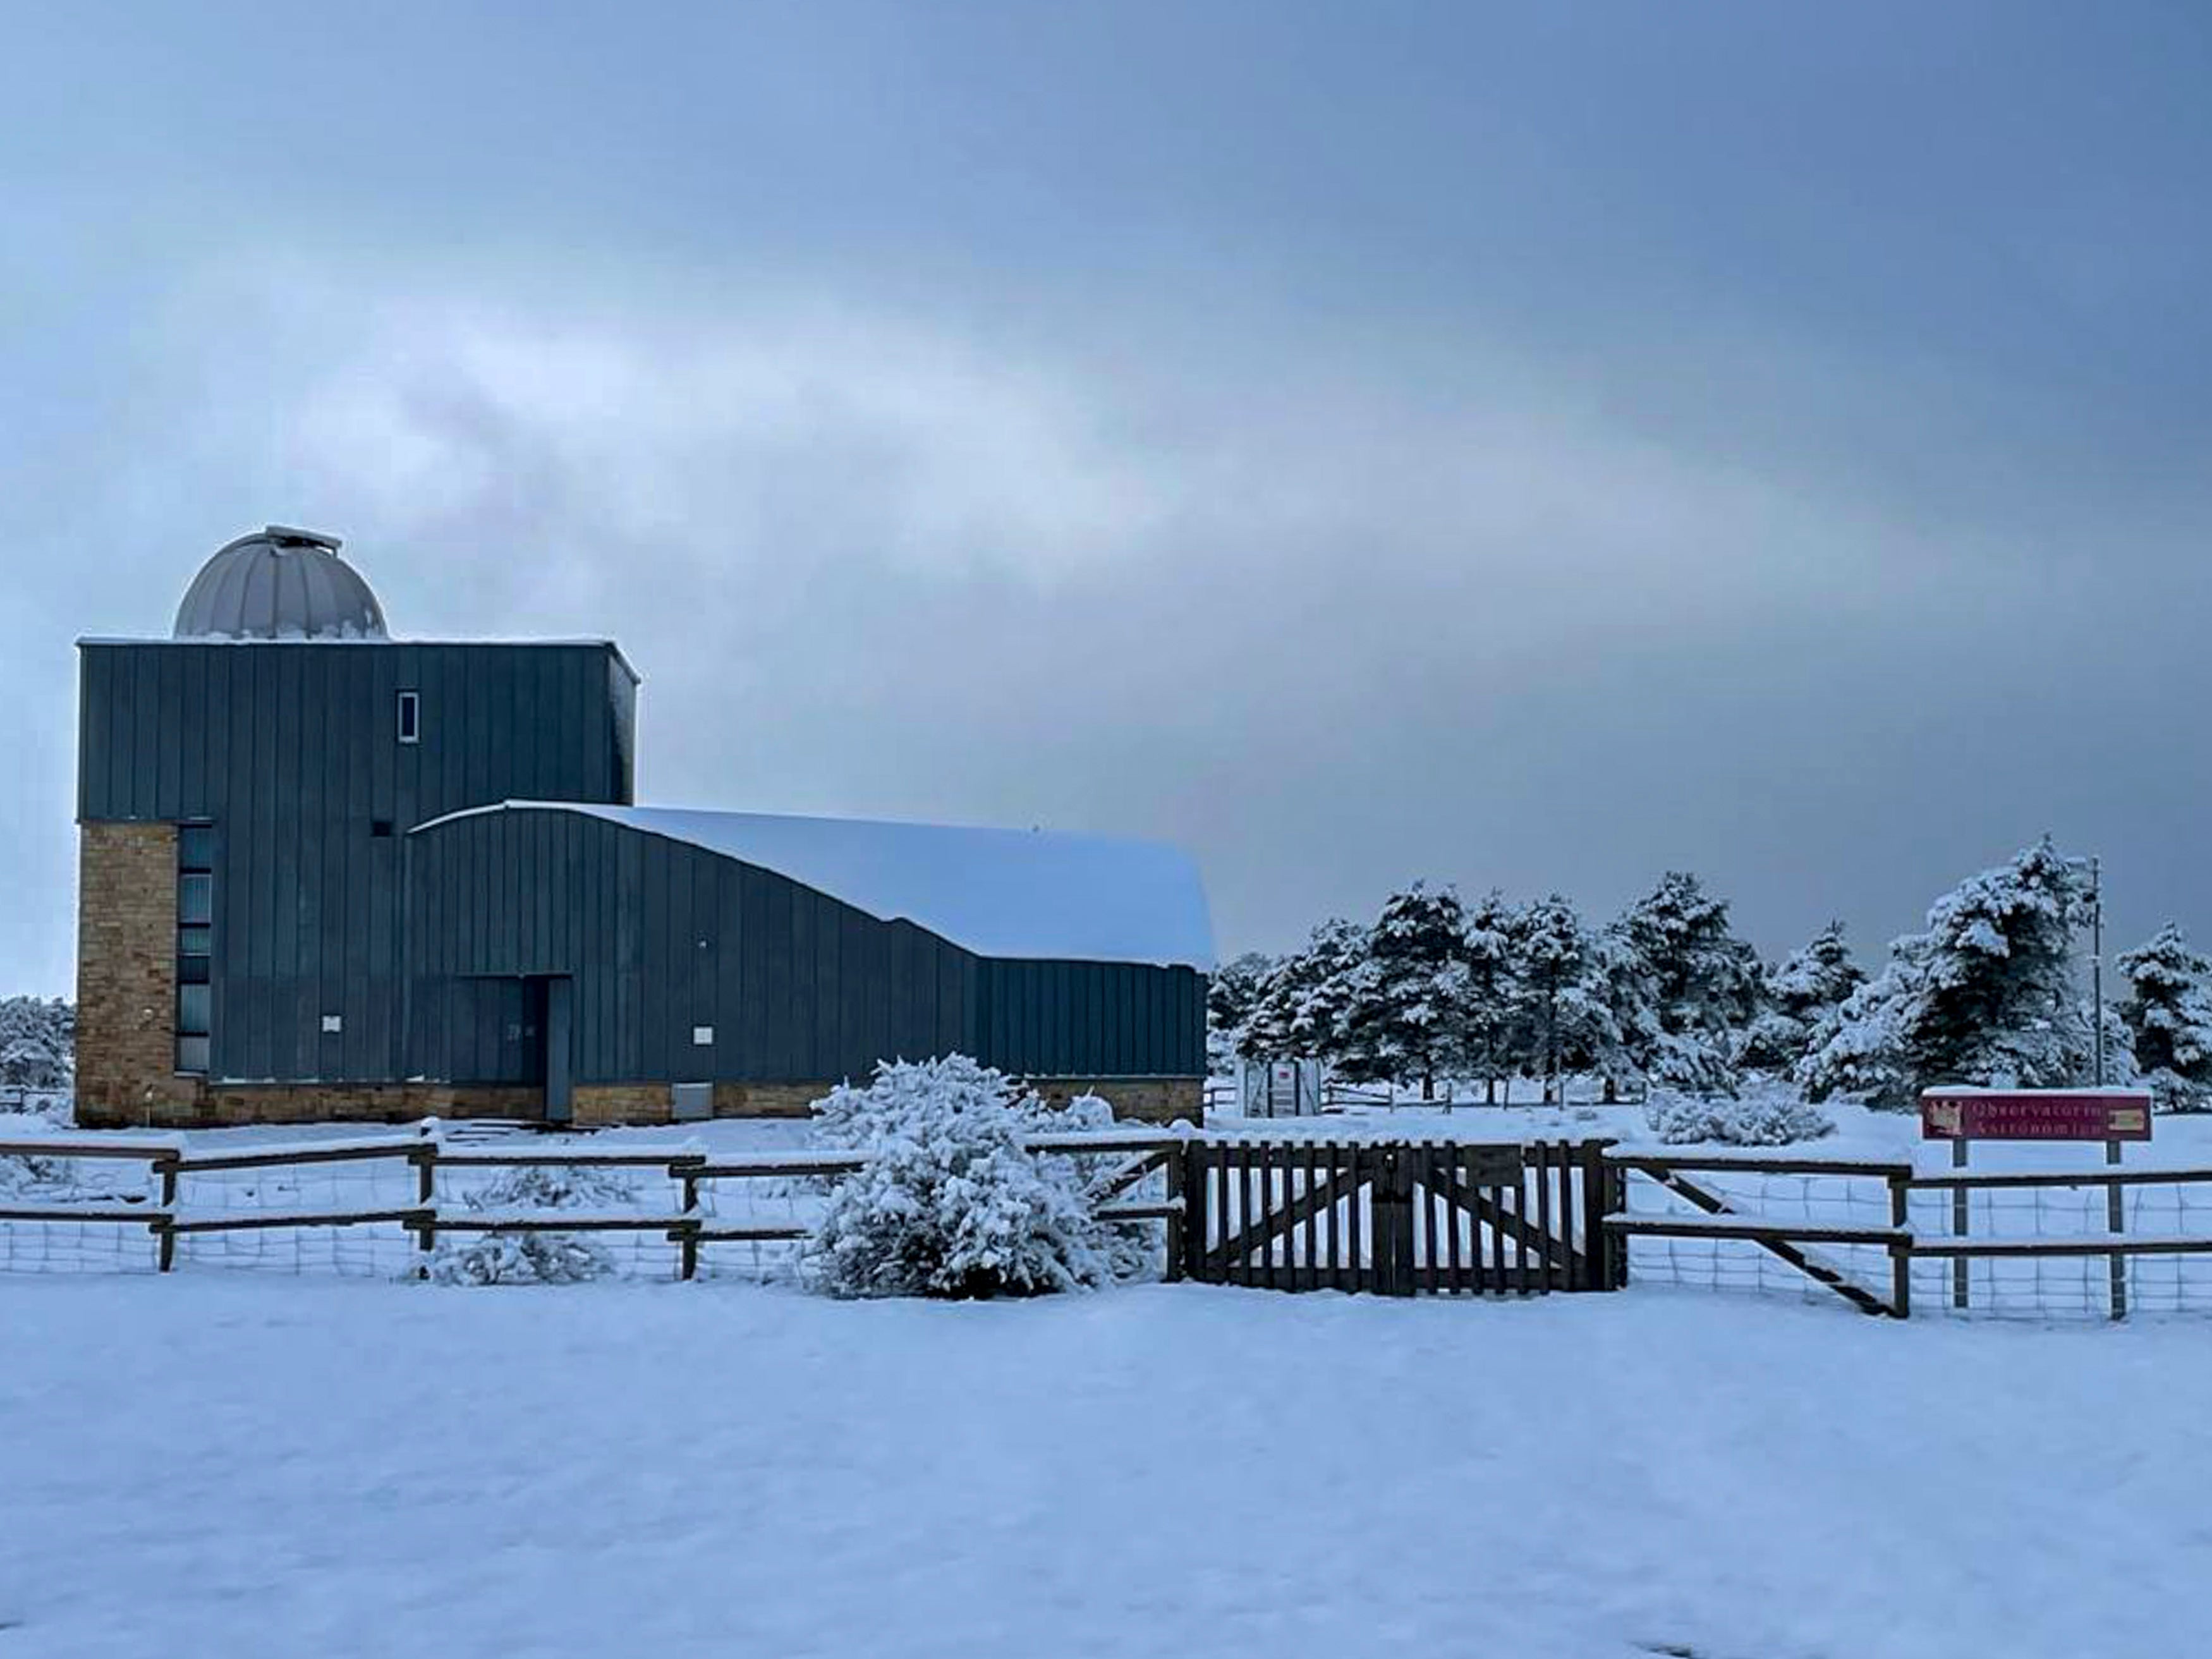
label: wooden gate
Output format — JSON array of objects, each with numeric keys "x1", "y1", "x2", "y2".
[{"x1": 1180, "y1": 1139, "x2": 1619, "y2": 1296}]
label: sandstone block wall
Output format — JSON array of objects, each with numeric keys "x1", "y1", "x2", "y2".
[{"x1": 75, "y1": 823, "x2": 200, "y2": 1126}]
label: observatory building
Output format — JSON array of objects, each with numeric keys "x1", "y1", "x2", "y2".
[{"x1": 75, "y1": 529, "x2": 1211, "y2": 1127}]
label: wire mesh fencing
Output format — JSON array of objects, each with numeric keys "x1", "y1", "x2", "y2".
[
  {"x1": 0, "y1": 1126, "x2": 1189, "y2": 1289},
  {"x1": 1616, "y1": 1153, "x2": 2212, "y2": 1320}
]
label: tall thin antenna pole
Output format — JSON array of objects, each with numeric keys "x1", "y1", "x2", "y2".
[{"x1": 2092, "y1": 854, "x2": 2106, "y2": 1088}]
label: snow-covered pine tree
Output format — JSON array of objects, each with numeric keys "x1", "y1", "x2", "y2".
[
  {"x1": 0, "y1": 997, "x2": 73, "y2": 1092},
  {"x1": 1504, "y1": 896, "x2": 1628, "y2": 1103},
  {"x1": 1329, "y1": 882, "x2": 1475, "y2": 1100},
  {"x1": 1737, "y1": 921, "x2": 1866, "y2": 1076},
  {"x1": 1205, "y1": 951, "x2": 1277, "y2": 1076},
  {"x1": 1801, "y1": 839, "x2": 2095, "y2": 1106},
  {"x1": 1612, "y1": 872, "x2": 1764, "y2": 1096},
  {"x1": 1461, "y1": 890, "x2": 1520, "y2": 1104},
  {"x1": 1237, "y1": 918, "x2": 1365, "y2": 1066},
  {"x1": 2117, "y1": 924, "x2": 2212, "y2": 1112}
]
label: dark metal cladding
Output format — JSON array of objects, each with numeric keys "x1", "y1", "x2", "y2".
[
  {"x1": 77, "y1": 640, "x2": 638, "y2": 1083},
  {"x1": 404, "y1": 806, "x2": 1206, "y2": 1086}
]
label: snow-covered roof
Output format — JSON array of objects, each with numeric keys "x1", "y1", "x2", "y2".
[{"x1": 415, "y1": 803, "x2": 1215, "y2": 971}]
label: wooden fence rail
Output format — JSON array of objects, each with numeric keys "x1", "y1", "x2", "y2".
[
  {"x1": 26, "y1": 1128, "x2": 2212, "y2": 1317},
  {"x1": 0, "y1": 1131, "x2": 1197, "y2": 1284},
  {"x1": 1602, "y1": 1150, "x2": 2212, "y2": 1319}
]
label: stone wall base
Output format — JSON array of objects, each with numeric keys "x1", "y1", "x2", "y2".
[
  {"x1": 567, "y1": 1076, "x2": 1203, "y2": 1127},
  {"x1": 1027, "y1": 1076, "x2": 1203, "y2": 1126},
  {"x1": 74, "y1": 1073, "x2": 1203, "y2": 1131},
  {"x1": 74, "y1": 1082, "x2": 547, "y2": 1131}
]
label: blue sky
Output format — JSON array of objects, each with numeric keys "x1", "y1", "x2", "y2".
[{"x1": 3, "y1": 2, "x2": 2209, "y2": 991}]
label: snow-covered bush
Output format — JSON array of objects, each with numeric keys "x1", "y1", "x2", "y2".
[
  {"x1": 0, "y1": 996, "x2": 73, "y2": 1091},
  {"x1": 1643, "y1": 1088, "x2": 1835, "y2": 1147},
  {"x1": 802, "y1": 1055, "x2": 1121, "y2": 1299},
  {"x1": 427, "y1": 1162, "x2": 640, "y2": 1286},
  {"x1": 429, "y1": 1231, "x2": 614, "y2": 1286},
  {"x1": 0, "y1": 1108, "x2": 71, "y2": 1194}
]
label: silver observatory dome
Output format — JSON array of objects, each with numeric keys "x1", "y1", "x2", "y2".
[{"x1": 173, "y1": 526, "x2": 389, "y2": 640}]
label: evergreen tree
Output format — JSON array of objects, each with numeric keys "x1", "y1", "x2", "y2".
[
  {"x1": 1330, "y1": 883, "x2": 1474, "y2": 1099},
  {"x1": 1237, "y1": 919, "x2": 1366, "y2": 1066},
  {"x1": 2117, "y1": 924, "x2": 2212, "y2": 1111},
  {"x1": 1738, "y1": 921, "x2": 1866, "y2": 1076},
  {"x1": 1504, "y1": 896, "x2": 1630, "y2": 1102},
  {"x1": 0, "y1": 997, "x2": 73, "y2": 1091},
  {"x1": 1613, "y1": 872, "x2": 1765, "y2": 1095},
  {"x1": 1802, "y1": 839, "x2": 2095, "y2": 1105},
  {"x1": 1461, "y1": 890, "x2": 1521, "y2": 1104},
  {"x1": 1205, "y1": 952, "x2": 1278, "y2": 1076}
]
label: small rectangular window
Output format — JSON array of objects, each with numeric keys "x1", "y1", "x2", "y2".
[
  {"x1": 178, "y1": 825, "x2": 216, "y2": 872},
  {"x1": 178, "y1": 953, "x2": 210, "y2": 985},
  {"x1": 175, "y1": 1034, "x2": 210, "y2": 1074},
  {"x1": 178, "y1": 872, "x2": 213, "y2": 925},
  {"x1": 177, "y1": 983, "x2": 211, "y2": 1037},
  {"x1": 397, "y1": 691, "x2": 420, "y2": 744},
  {"x1": 178, "y1": 925, "x2": 212, "y2": 959}
]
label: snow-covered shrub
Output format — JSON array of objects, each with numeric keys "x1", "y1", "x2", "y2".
[
  {"x1": 429, "y1": 1231, "x2": 614, "y2": 1286},
  {"x1": 456, "y1": 1162, "x2": 641, "y2": 1212},
  {"x1": 0, "y1": 996, "x2": 73, "y2": 1091},
  {"x1": 0, "y1": 1109, "x2": 71, "y2": 1194},
  {"x1": 802, "y1": 1055, "x2": 1119, "y2": 1299},
  {"x1": 1643, "y1": 1088, "x2": 1835, "y2": 1147},
  {"x1": 1034, "y1": 1090, "x2": 1163, "y2": 1282},
  {"x1": 426, "y1": 1162, "x2": 640, "y2": 1286}
]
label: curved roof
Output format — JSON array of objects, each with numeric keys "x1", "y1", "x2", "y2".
[
  {"x1": 416, "y1": 802, "x2": 1216, "y2": 970},
  {"x1": 173, "y1": 526, "x2": 388, "y2": 640}
]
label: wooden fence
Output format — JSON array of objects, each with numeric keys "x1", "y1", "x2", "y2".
[
  {"x1": 19, "y1": 1127, "x2": 2211, "y2": 1317},
  {"x1": 0, "y1": 1129, "x2": 1191, "y2": 1282},
  {"x1": 1180, "y1": 1139, "x2": 1620, "y2": 1296},
  {"x1": 1603, "y1": 1148, "x2": 2212, "y2": 1319}
]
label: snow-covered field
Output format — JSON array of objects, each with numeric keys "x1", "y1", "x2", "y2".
[{"x1": 2, "y1": 1274, "x2": 2202, "y2": 1659}]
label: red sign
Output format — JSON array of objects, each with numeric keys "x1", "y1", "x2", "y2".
[{"x1": 1919, "y1": 1090, "x2": 2152, "y2": 1142}]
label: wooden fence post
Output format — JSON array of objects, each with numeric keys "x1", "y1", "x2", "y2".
[
  {"x1": 1162, "y1": 1143, "x2": 1186, "y2": 1283},
  {"x1": 1575, "y1": 1140, "x2": 1611, "y2": 1292},
  {"x1": 1888, "y1": 1170, "x2": 1911, "y2": 1319},
  {"x1": 411, "y1": 1145, "x2": 437, "y2": 1265},
  {"x1": 155, "y1": 1153, "x2": 179, "y2": 1273},
  {"x1": 676, "y1": 1156, "x2": 702, "y2": 1282},
  {"x1": 1179, "y1": 1140, "x2": 1209, "y2": 1284}
]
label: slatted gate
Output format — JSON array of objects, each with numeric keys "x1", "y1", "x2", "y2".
[{"x1": 1180, "y1": 1139, "x2": 1620, "y2": 1296}]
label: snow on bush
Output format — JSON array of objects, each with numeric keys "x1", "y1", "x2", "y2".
[
  {"x1": 0, "y1": 1107, "x2": 72, "y2": 1195},
  {"x1": 802, "y1": 1055, "x2": 1123, "y2": 1300},
  {"x1": 1643, "y1": 1088, "x2": 1835, "y2": 1147},
  {"x1": 427, "y1": 1163, "x2": 641, "y2": 1287}
]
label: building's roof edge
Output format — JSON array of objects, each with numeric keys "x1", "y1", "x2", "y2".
[
  {"x1": 77, "y1": 635, "x2": 642, "y2": 684},
  {"x1": 410, "y1": 800, "x2": 1216, "y2": 971}
]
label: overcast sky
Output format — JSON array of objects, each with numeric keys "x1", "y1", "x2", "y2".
[{"x1": 4, "y1": 3, "x2": 2209, "y2": 994}]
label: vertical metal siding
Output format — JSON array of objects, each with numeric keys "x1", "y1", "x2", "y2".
[{"x1": 77, "y1": 641, "x2": 635, "y2": 1084}]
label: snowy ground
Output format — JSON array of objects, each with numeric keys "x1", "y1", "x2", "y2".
[{"x1": 3, "y1": 1274, "x2": 2204, "y2": 1659}]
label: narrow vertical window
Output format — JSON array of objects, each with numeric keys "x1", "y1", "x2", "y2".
[
  {"x1": 396, "y1": 690, "x2": 420, "y2": 744},
  {"x1": 176, "y1": 825, "x2": 215, "y2": 1074}
]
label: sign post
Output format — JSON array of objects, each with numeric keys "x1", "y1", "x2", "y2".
[{"x1": 1920, "y1": 1089, "x2": 2153, "y2": 1317}]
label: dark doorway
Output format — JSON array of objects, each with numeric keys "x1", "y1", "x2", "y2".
[{"x1": 541, "y1": 977, "x2": 574, "y2": 1125}]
